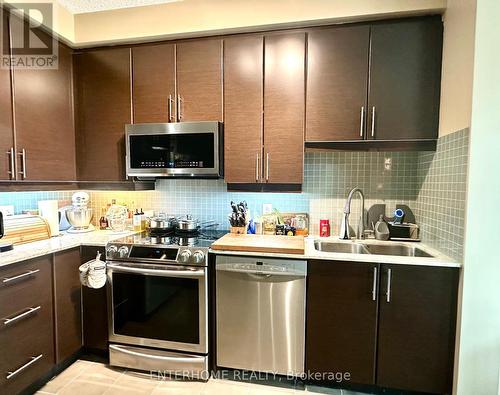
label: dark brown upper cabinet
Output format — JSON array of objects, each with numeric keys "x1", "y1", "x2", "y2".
[
  {"x1": 306, "y1": 26, "x2": 370, "y2": 141},
  {"x1": 0, "y1": 11, "x2": 14, "y2": 181},
  {"x1": 263, "y1": 32, "x2": 305, "y2": 184},
  {"x1": 5, "y1": 14, "x2": 76, "y2": 182},
  {"x1": 132, "y1": 43, "x2": 176, "y2": 123},
  {"x1": 306, "y1": 260, "x2": 378, "y2": 385},
  {"x1": 224, "y1": 35, "x2": 263, "y2": 184},
  {"x1": 368, "y1": 17, "x2": 443, "y2": 141},
  {"x1": 13, "y1": 41, "x2": 76, "y2": 181},
  {"x1": 377, "y1": 264, "x2": 458, "y2": 394},
  {"x1": 223, "y1": 33, "x2": 304, "y2": 187},
  {"x1": 53, "y1": 248, "x2": 82, "y2": 363},
  {"x1": 74, "y1": 48, "x2": 132, "y2": 181},
  {"x1": 176, "y1": 39, "x2": 223, "y2": 122}
]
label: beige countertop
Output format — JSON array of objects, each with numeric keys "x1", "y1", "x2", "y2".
[
  {"x1": 0, "y1": 231, "x2": 461, "y2": 269},
  {"x1": 210, "y1": 236, "x2": 461, "y2": 268},
  {"x1": 0, "y1": 230, "x2": 137, "y2": 268}
]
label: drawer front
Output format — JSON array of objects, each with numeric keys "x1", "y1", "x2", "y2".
[
  {"x1": 0, "y1": 255, "x2": 53, "y2": 317},
  {"x1": 0, "y1": 256, "x2": 55, "y2": 394}
]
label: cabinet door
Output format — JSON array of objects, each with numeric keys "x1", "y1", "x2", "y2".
[
  {"x1": 377, "y1": 264, "x2": 459, "y2": 394},
  {"x1": 224, "y1": 35, "x2": 263, "y2": 183},
  {"x1": 306, "y1": 260, "x2": 378, "y2": 385},
  {"x1": 0, "y1": 11, "x2": 14, "y2": 181},
  {"x1": 264, "y1": 33, "x2": 305, "y2": 184},
  {"x1": 176, "y1": 39, "x2": 222, "y2": 122},
  {"x1": 81, "y1": 246, "x2": 108, "y2": 353},
  {"x1": 75, "y1": 48, "x2": 131, "y2": 181},
  {"x1": 368, "y1": 17, "x2": 443, "y2": 140},
  {"x1": 11, "y1": 17, "x2": 76, "y2": 181},
  {"x1": 54, "y1": 248, "x2": 82, "y2": 363},
  {"x1": 306, "y1": 26, "x2": 369, "y2": 141},
  {"x1": 133, "y1": 43, "x2": 176, "y2": 123},
  {"x1": 0, "y1": 256, "x2": 54, "y2": 394}
]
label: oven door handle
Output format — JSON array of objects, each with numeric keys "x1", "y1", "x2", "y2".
[{"x1": 107, "y1": 263, "x2": 205, "y2": 278}]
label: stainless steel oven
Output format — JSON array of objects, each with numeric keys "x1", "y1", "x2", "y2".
[
  {"x1": 106, "y1": 236, "x2": 210, "y2": 376},
  {"x1": 125, "y1": 121, "x2": 223, "y2": 178}
]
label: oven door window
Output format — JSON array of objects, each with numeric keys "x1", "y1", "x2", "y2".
[
  {"x1": 112, "y1": 272, "x2": 200, "y2": 344},
  {"x1": 129, "y1": 133, "x2": 215, "y2": 169}
]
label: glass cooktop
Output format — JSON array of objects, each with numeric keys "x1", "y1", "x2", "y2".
[{"x1": 111, "y1": 230, "x2": 228, "y2": 248}]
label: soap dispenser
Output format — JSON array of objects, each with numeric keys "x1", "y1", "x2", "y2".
[{"x1": 374, "y1": 215, "x2": 390, "y2": 241}]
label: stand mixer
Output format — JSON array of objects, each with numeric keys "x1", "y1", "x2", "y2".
[{"x1": 66, "y1": 192, "x2": 95, "y2": 233}]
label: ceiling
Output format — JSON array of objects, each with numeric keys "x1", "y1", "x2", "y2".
[{"x1": 56, "y1": 0, "x2": 182, "y2": 14}]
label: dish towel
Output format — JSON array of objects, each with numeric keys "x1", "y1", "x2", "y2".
[{"x1": 79, "y1": 251, "x2": 107, "y2": 289}]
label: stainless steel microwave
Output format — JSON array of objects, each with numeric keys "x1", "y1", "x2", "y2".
[{"x1": 125, "y1": 122, "x2": 223, "y2": 178}]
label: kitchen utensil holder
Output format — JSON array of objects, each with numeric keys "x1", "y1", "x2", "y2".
[{"x1": 230, "y1": 226, "x2": 247, "y2": 235}]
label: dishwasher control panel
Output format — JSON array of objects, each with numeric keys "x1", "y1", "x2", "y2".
[{"x1": 216, "y1": 256, "x2": 307, "y2": 276}]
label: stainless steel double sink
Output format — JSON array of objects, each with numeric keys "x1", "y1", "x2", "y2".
[{"x1": 314, "y1": 240, "x2": 434, "y2": 258}]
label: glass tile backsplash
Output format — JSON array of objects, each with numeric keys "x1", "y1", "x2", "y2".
[
  {"x1": 415, "y1": 128, "x2": 470, "y2": 261},
  {"x1": 0, "y1": 129, "x2": 469, "y2": 262}
]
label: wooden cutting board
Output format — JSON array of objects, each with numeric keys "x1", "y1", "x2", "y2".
[{"x1": 211, "y1": 234, "x2": 305, "y2": 255}]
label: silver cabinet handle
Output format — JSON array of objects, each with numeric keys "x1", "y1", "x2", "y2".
[
  {"x1": 360, "y1": 106, "x2": 365, "y2": 137},
  {"x1": 7, "y1": 147, "x2": 15, "y2": 179},
  {"x1": 168, "y1": 94, "x2": 174, "y2": 122},
  {"x1": 255, "y1": 153, "x2": 260, "y2": 182},
  {"x1": 372, "y1": 266, "x2": 377, "y2": 301},
  {"x1": 3, "y1": 306, "x2": 41, "y2": 326},
  {"x1": 2, "y1": 269, "x2": 40, "y2": 283},
  {"x1": 386, "y1": 268, "x2": 392, "y2": 303},
  {"x1": 177, "y1": 94, "x2": 183, "y2": 121},
  {"x1": 6, "y1": 354, "x2": 43, "y2": 380},
  {"x1": 265, "y1": 152, "x2": 270, "y2": 182},
  {"x1": 18, "y1": 148, "x2": 27, "y2": 179},
  {"x1": 371, "y1": 106, "x2": 376, "y2": 137}
]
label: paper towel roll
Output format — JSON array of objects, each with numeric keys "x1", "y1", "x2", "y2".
[{"x1": 38, "y1": 200, "x2": 59, "y2": 237}]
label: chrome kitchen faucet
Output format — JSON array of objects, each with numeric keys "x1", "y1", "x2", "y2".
[{"x1": 340, "y1": 187, "x2": 365, "y2": 240}]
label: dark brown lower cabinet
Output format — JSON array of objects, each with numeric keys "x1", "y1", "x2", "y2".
[
  {"x1": 377, "y1": 264, "x2": 459, "y2": 394},
  {"x1": 306, "y1": 260, "x2": 378, "y2": 385},
  {"x1": 0, "y1": 256, "x2": 55, "y2": 395},
  {"x1": 306, "y1": 260, "x2": 459, "y2": 395},
  {"x1": 81, "y1": 246, "x2": 109, "y2": 354},
  {"x1": 54, "y1": 248, "x2": 83, "y2": 363}
]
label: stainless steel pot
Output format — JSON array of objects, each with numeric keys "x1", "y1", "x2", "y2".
[
  {"x1": 148, "y1": 216, "x2": 177, "y2": 233},
  {"x1": 176, "y1": 215, "x2": 218, "y2": 232}
]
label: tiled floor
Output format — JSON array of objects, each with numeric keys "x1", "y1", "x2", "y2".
[{"x1": 36, "y1": 360, "x2": 368, "y2": 395}]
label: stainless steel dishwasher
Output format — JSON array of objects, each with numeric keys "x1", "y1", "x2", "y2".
[{"x1": 216, "y1": 256, "x2": 307, "y2": 376}]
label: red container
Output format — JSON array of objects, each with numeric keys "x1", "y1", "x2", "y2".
[{"x1": 319, "y1": 219, "x2": 330, "y2": 237}]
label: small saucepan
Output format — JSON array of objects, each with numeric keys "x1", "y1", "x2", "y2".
[
  {"x1": 176, "y1": 215, "x2": 218, "y2": 233},
  {"x1": 148, "y1": 215, "x2": 177, "y2": 234}
]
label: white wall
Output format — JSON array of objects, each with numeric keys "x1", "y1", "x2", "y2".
[
  {"x1": 73, "y1": 0, "x2": 446, "y2": 46},
  {"x1": 439, "y1": 0, "x2": 476, "y2": 136},
  {"x1": 5, "y1": 0, "x2": 75, "y2": 43},
  {"x1": 457, "y1": 0, "x2": 500, "y2": 393}
]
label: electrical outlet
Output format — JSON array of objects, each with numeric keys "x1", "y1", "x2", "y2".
[
  {"x1": 384, "y1": 157, "x2": 392, "y2": 171},
  {"x1": 262, "y1": 204, "x2": 273, "y2": 214}
]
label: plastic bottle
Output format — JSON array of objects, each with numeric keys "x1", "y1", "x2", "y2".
[{"x1": 133, "y1": 209, "x2": 142, "y2": 232}]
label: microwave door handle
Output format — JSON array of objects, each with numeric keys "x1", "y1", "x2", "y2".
[{"x1": 107, "y1": 264, "x2": 205, "y2": 279}]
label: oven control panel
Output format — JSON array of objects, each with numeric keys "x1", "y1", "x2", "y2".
[{"x1": 106, "y1": 243, "x2": 208, "y2": 266}]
